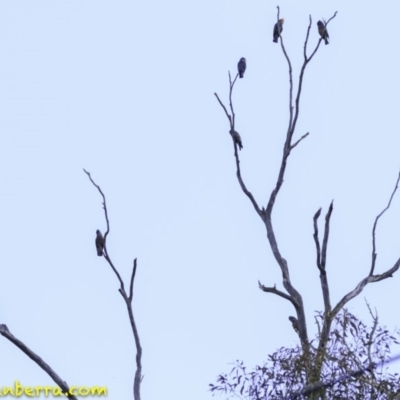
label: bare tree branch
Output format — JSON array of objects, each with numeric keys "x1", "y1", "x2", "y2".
[
  {"x1": 229, "y1": 71, "x2": 239, "y2": 128},
  {"x1": 290, "y1": 132, "x2": 309, "y2": 150},
  {"x1": 313, "y1": 208, "x2": 322, "y2": 271},
  {"x1": 319, "y1": 201, "x2": 334, "y2": 312},
  {"x1": 332, "y1": 258, "x2": 400, "y2": 317},
  {"x1": 214, "y1": 92, "x2": 232, "y2": 128},
  {"x1": 0, "y1": 325, "x2": 78, "y2": 400},
  {"x1": 277, "y1": 6, "x2": 294, "y2": 129},
  {"x1": 312, "y1": 203, "x2": 334, "y2": 381},
  {"x1": 129, "y1": 258, "x2": 138, "y2": 302},
  {"x1": 258, "y1": 281, "x2": 297, "y2": 307},
  {"x1": 84, "y1": 169, "x2": 143, "y2": 400},
  {"x1": 321, "y1": 201, "x2": 333, "y2": 273},
  {"x1": 330, "y1": 169, "x2": 400, "y2": 317},
  {"x1": 370, "y1": 169, "x2": 400, "y2": 275}
]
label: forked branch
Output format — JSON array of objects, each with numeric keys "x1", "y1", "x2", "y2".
[
  {"x1": 214, "y1": 80, "x2": 262, "y2": 218},
  {"x1": 332, "y1": 169, "x2": 400, "y2": 318}
]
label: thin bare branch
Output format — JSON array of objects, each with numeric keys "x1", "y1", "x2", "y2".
[
  {"x1": 325, "y1": 11, "x2": 338, "y2": 26},
  {"x1": 129, "y1": 258, "x2": 138, "y2": 301},
  {"x1": 228, "y1": 71, "x2": 239, "y2": 128},
  {"x1": 303, "y1": 16, "x2": 312, "y2": 60},
  {"x1": 233, "y1": 150, "x2": 263, "y2": 217},
  {"x1": 370, "y1": 169, "x2": 400, "y2": 275},
  {"x1": 290, "y1": 132, "x2": 309, "y2": 150},
  {"x1": 313, "y1": 208, "x2": 322, "y2": 271},
  {"x1": 83, "y1": 168, "x2": 110, "y2": 238},
  {"x1": 321, "y1": 201, "x2": 334, "y2": 271},
  {"x1": 279, "y1": 46, "x2": 294, "y2": 129},
  {"x1": 214, "y1": 93, "x2": 232, "y2": 127},
  {"x1": 258, "y1": 281, "x2": 297, "y2": 307},
  {"x1": 0, "y1": 325, "x2": 78, "y2": 400}
]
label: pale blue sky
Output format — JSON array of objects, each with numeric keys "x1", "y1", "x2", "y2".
[{"x1": 1, "y1": 1, "x2": 400, "y2": 399}]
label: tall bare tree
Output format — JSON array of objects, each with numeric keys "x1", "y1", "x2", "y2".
[{"x1": 213, "y1": 7, "x2": 400, "y2": 398}]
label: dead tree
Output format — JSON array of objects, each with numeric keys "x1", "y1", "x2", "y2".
[
  {"x1": 214, "y1": 6, "x2": 400, "y2": 395},
  {"x1": 84, "y1": 169, "x2": 143, "y2": 400}
]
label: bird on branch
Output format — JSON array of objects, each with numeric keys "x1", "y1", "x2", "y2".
[
  {"x1": 229, "y1": 129, "x2": 243, "y2": 150},
  {"x1": 317, "y1": 20, "x2": 329, "y2": 45},
  {"x1": 273, "y1": 19, "x2": 284, "y2": 43},
  {"x1": 95, "y1": 230, "x2": 104, "y2": 256},
  {"x1": 289, "y1": 316, "x2": 300, "y2": 334},
  {"x1": 237, "y1": 57, "x2": 246, "y2": 79}
]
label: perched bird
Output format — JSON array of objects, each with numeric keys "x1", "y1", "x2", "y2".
[
  {"x1": 317, "y1": 20, "x2": 329, "y2": 45},
  {"x1": 229, "y1": 129, "x2": 243, "y2": 150},
  {"x1": 95, "y1": 230, "x2": 104, "y2": 256},
  {"x1": 237, "y1": 57, "x2": 247, "y2": 79},
  {"x1": 273, "y1": 19, "x2": 284, "y2": 43},
  {"x1": 289, "y1": 316, "x2": 300, "y2": 334}
]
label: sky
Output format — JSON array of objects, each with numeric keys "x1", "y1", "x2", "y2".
[{"x1": 1, "y1": 1, "x2": 400, "y2": 399}]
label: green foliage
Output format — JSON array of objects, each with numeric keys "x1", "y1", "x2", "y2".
[{"x1": 210, "y1": 310, "x2": 400, "y2": 399}]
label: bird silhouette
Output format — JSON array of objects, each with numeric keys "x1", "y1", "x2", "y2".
[
  {"x1": 317, "y1": 20, "x2": 329, "y2": 45},
  {"x1": 229, "y1": 129, "x2": 243, "y2": 150},
  {"x1": 289, "y1": 316, "x2": 300, "y2": 334},
  {"x1": 95, "y1": 230, "x2": 104, "y2": 256},
  {"x1": 237, "y1": 57, "x2": 247, "y2": 79},
  {"x1": 273, "y1": 19, "x2": 284, "y2": 43}
]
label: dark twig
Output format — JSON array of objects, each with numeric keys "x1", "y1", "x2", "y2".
[
  {"x1": 370, "y1": 169, "x2": 400, "y2": 275},
  {"x1": 321, "y1": 201, "x2": 333, "y2": 273},
  {"x1": 0, "y1": 325, "x2": 78, "y2": 400},
  {"x1": 214, "y1": 93, "x2": 232, "y2": 127},
  {"x1": 84, "y1": 170, "x2": 143, "y2": 400},
  {"x1": 229, "y1": 71, "x2": 239, "y2": 128},
  {"x1": 313, "y1": 208, "x2": 322, "y2": 271},
  {"x1": 129, "y1": 258, "x2": 138, "y2": 301},
  {"x1": 277, "y1": 6, "x2": 294, "y2": 129},
  {"x1": 83, "y1": 168, "x2": 110, "y2": 238},
  {"x1": 290, "y1": 132, "x2": 310, "y2": 150}
]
